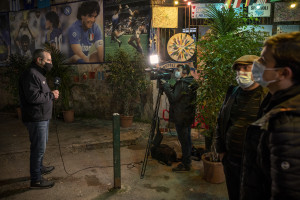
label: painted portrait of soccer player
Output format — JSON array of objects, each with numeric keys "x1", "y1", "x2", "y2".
[
  {"x1": 45, "y1": 11, "x2": 62, "y2": 51},
  {"x1": 67, "y1": 1, "x2": 104, "y2": 63}
]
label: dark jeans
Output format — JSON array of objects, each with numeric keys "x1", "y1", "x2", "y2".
[
  {"x1": 222, "y1": 154, "x2": 242, "y2": 200},
  {"x1": 25, "y1": 120, "x2": 49, "y2": 182},
  {"x1": 175, "y1": 124, "x2": 192, "y2": 166}
]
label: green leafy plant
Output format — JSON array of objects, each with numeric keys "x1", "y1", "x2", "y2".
[
  {"x1": 197, "y1": 6, "x2": 264, "y2": 161},
  {"x1": 44, "y1": 43, "x2": 74, "y2": 111},
  {"x1": 5, "y1": 54, "x2": 31, "y2": 106},
  {"x1": 106, "y1": 49, "x2": 150, "y2": 116}
]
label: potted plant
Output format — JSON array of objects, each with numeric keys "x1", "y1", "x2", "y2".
[
  {"x1": 44, "y1": 44, "x2": 75, "y2": 122},
  {"x1": 4, "y1": 54, "x2": 31, "y2": 119},
  {"x1": 196, "y1": 5, "x2": 264, "y2": 183},
  {"x1": 106, "y1": 49, "x2": 149, "y2": 127}
]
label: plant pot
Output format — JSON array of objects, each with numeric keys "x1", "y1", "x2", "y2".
[
  {"x1": 201, "y1": 153, "x2": 225, "y2": 184},
  {"x1": 120, "y1": 115, "x2": 133, "y2": 128},
  {"x1": 63, "y1": 110, "x2": 74, "y2": 123}
]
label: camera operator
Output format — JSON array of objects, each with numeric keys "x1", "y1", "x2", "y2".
[
  {"x1": 161, "y1": 64, "x2": 198, "y2": 172},
  {"x1": 19, "y1": 49, "x2": 59, "y2": 189}
]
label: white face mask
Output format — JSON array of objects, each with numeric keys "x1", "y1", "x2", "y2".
[
  {"x1": 252, "y1": 61, "x2": 282, "y2": 87},
  {"x1": 175, "y1": 71, "x2": 181, "y2": 79},
  {"x1": 236, "y1": 71, "x2": 254, "y2": 89}
]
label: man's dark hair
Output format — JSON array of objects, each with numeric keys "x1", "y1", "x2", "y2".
[
  {"x1": 178, "y1": 64, "x2": 190, "y2": 75},
  {"x1": 32, "y1": 49, "x2": 50, "y2": 63},
  {"x1": 77, "y1": 1, "x2": 100, "y2": 20},
  {"x1": 46, "y1": 11, "x2": 60, "y2": 28},
  {"x1": 264, "y1": 31, "x2": 300, "y2": 83}
]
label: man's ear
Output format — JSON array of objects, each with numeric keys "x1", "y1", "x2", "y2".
[{"x1": 281, "y1": 67, "x2": 293, "y2": 79}]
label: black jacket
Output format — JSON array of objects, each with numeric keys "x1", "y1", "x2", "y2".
[
  {"x1": 240, "y1": 84, "x2": 300, "y2": 200},
  {"x1": 163, "y1": 76, "x2": 198, "y2": 127},
  {"x1": 19, "y1": 62, "x2": 54, "y2": 122},
  {"x1": 215, "y1": 86, "x2": 267, "y2": 154}
]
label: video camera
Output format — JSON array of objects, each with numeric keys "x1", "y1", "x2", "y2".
[{"x1": 145, "y1": 67, "x2": 173, "y2": 80}]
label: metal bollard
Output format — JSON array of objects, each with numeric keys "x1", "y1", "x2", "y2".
[{"x1": 113, "y1": 113, "x2": 121, "y2": 189}]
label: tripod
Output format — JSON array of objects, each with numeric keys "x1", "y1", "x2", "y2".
[{"x1": 140, "y1": 81, "x2": 164, "y2": 179}]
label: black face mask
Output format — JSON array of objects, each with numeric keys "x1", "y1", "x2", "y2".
[{"x1": 44, "y1": 62, "x2": 53, "y2": 72}]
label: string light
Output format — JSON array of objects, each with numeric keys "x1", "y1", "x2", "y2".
[
  {"x1": 174, "y1": 0, "x2": 179, "y2": 5},
  {"x1": 188, "y1": 1, "x2": 191, "y2": 5}
]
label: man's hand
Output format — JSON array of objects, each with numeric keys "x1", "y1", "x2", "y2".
[{"x1": 52, "y1": 90, "x2": 59, "y2": 100}]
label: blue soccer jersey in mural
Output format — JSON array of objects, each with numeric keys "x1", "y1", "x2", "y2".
[
  {"x1": 68, "y1": 20, "x2": 103, "y2": 57},
  {"x1": 45, "y1": 28, "x2": 62, "y2": 51}
]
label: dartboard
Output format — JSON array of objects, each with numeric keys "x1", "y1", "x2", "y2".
[{"x1": 167, "y1": 33, "x2": 195, "y2": 62}]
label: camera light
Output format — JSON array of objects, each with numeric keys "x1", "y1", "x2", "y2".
[
  {"x1": 290, "y1": 3, "x2": 296, "y2": 8},
  {"x1": 150, "y1": 55, "x2": 159, "y2": 65}
]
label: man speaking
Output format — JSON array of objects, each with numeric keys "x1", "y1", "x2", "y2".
[{"x1": 19, "y1": 49, "x2": 59, "y2": 189}]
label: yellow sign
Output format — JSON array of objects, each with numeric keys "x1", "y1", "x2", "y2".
[{"x1": 152, "y1": 7, "x2": 178, "y2": 28}]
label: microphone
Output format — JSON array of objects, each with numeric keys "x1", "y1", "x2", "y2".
[{"x1": 54, "y1": 77, "x2": 61, "y2": 90}]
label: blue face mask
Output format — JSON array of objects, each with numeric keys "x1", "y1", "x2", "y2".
[
  {"x1": 175, "y1": 71, "x2": 181, "y2": 79},
  {"x1": 252, "y1": 61, "x2": 282, "y2": 87}
]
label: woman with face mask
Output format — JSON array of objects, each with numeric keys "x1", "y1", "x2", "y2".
[{"x1": 215, "y1": 55, "x2": 268, "y2": 200}]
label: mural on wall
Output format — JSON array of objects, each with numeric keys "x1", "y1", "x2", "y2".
[
  {"x1": 152, "y1": 7, "x2": 178, "y2": 28},
  {"x1": 277, "y1": 25, "x2": 300, "y2": 33},
  {"x1": 104, "y1": 0, "x2": 150, "y2": 60},
  {"x1": 9, "y1": 0, "x2": 104, "y2": 64},
  {"x1": 274, "y1": 2, "x2": 300, "y2": 22},
  {"x1": 0, "y1": 12, "x2": 10, "y2": 66}
]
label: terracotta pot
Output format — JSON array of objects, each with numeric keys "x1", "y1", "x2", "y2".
[
  {"x1": 63, "y1": 110, "x2": 74, "y2": 123},
  {"x1": 120, "y1": 115, "x2": 133, "y2": 128},
  {"x1": 201, "y1": 153, "x2": 225, "y2": 184}
]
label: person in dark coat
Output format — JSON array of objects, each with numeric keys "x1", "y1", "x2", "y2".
[
  {"x1": 215, "y1": 55, "x2": 267, "y2": 200},
  {"x1": 161, "y1": 64, "x2": 198, "y2": 171},
  {"x1": 19, "y1": 49, "x2": 59, "y2": 189},
  {"x1": 240, "y1": 31, "x2": 300, "y2": 200}
]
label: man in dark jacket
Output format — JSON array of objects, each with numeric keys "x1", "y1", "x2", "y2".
[
  {"x1": 19, "y1": 49, "x2": 59, "y2": 189},
  {"x1": 240, "y1": 32, "x2": 300, "y2": 200},
  {"x1": 161, "y1": 64, "x2": 198, "y2": 171},
  {"x1": 215, "y1": 55, "x2": 267, "y2": 200}
]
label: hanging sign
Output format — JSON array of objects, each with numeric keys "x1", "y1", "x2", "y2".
[
  {"x1": 248, "y1": 3, "x2": 271, "y2": 17},
  {"x1": 277, "y1": 25, "x2": 300, "y2": 34},
  {"x1": 191, "y1": 3, "x2": 243, "y2": 19}
]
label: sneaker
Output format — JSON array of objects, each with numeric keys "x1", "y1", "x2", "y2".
[
  {"x1": 172, "y1": 163, "x2": 191, "y2": 172},
  {"x1": 41, "y1": 166, "x2": 55, "y2": 175},
  {"x1": 30, "y1": 178, "x2": 54, "y2": 189},
  {"x1": 118, "y1": 41, "x2": 122, "y2": 47}
]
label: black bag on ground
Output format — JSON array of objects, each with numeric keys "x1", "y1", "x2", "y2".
[
  {"x1": 151, "y1": 144, "x2": 177, "y2": 166},
  {"x1": 191, "y1": 146, "x2": 208, "y2": 161}
]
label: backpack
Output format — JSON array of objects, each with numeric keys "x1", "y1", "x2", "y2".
[{"x1": 151, "y1": 144, "x2": 177, "y2": 166}]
